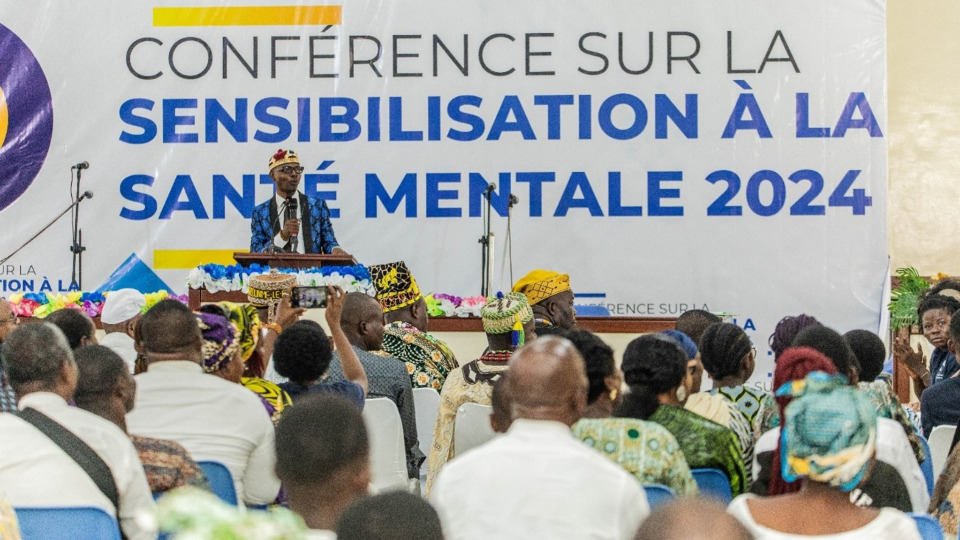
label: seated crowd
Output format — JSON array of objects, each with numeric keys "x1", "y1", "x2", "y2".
[{"x1": 2, "y1": 265, "x2": 960, "y2": 539}]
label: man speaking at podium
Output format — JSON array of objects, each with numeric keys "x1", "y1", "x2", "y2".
[{"x1": 250, "y1": 149, "x2": 345, "y2": 254}]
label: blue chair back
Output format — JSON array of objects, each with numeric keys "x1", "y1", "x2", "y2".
[
  {"x1": 14, "y1": 507, "x2": 121, "y2": 540},
  {"x1": 919, "y1": 435, "x2": 935, "y2": 496},
  {"x1": 198, "y1": 460, "x2": 238, "y2": 506},
  {"x1": 691, "y1": 468, "x2": 733, "y2": 504},
  {"x1": 642, "y1": 484, "x2": 676, "y2": 509},
  {"x1": 910, "y1": 513, "x2": 945, "y2": 540}
]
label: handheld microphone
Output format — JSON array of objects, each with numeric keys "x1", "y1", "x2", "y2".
[
  {"x1": 286, "y1": 197, "x2": 299, "y2": 252},
  {"x1": 72, "y1": 161, "x2": 90, "y2": 170}
]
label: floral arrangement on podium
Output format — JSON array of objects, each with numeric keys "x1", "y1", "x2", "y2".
[
  {"x1": 186, "y1": 263, "x2": 374, "y2": 295},
  {"x1": 426, "y1": 293, "x2": 488, "y2": 318},
  {"x1": 8, "y1": 290, "x2": 187, "y2": 319}
]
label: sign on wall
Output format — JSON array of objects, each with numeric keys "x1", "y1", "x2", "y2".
[{"x1": 0, "y1": 1, "x2": 887, "y2": 387}]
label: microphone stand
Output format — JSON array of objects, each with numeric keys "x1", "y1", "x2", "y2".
[
  {"x1": 478, "y1": 185, "x2": 495, "y2": 297},
  {"x1": 0, "y1": 192, "x2": 94, "y2": 269},
  {"x1": 70, "y1": 167, "x2": 86, "y2": 290}
]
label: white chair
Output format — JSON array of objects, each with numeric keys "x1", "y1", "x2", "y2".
[
  {"x1": 929, "y1": 424, "x2": 957, "y2": 478},
  {"x1": 413, "y1": 388, "x2": 441, "y2": 472},
  {"x1": 454, "y1": 403, "x2": 496, "y2": 457},
  {"x1": 362, "y1": 398, "x2": 416, "y2": 492}
]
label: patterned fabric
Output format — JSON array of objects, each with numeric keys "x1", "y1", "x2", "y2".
[
  {"x1": 859, "y1": 379, "x2": 925, "y2": 464},
  {"x1": 687, "y1": 393, "x2": 755, "y2": 483},
  {"x1": 648, "y1": 404, "x2": 747, "y2": 496},
  {"x1": 935, "y1": 478, "x2": 960, "y2": 538},
  {"x1": 268, "y1": 148, "x2": 299, "y2": 170},
  {"x1": 251, "y1": 193, "x2": 339, "y2": 254},
  {"x1": 221, "y1": 302, "x2": 261, "y2": 363},
  {"x1": 197, "y1": 312, "x2": 241, "y2": 373},
  {"x1": 382, "y1": 321, "x2": 458, "y2": 390},
  {"x1": 573, "y1": 417, "x2": 698, "y2": 497},
  {"x1": 481, "y1": 293, "x2": 533, "y2": 334},
  {"x1": 131, "y1": 434, "x2": 210, "y2": 494},
  {"x1": 326, "y1": 346, "x2": 425, "y2": 478},
  {"x1": 778, "y1": 372, "x2": 876, "y2": 491},
  {"x1": 0, "y1": 370, "x2": 16, "y2": 413},
  {"x1": 712, "y1": 384, "x2": 780, "y2": 438},
  {"x1": 241, "y1": 377, "x2": 292, "y2": 424},
  {"x1": 424, "y1": 351, "x2": 511, "y2": 495},
  {"x1": 512, "y1": 269, "x2": 571, "y2": 305},
  {"x1": 931, "y1": 444, "x2": 960, "y2": 516},
  {"x1": 369, "y1": 261, "x2": 423, "y2": 312}
]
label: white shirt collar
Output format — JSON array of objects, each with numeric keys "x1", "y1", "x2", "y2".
[
  {"x1": 18, "y1": 391, "x2": 70, "y2": 410},
  {"x1": 145, "y1": 360, "x2": 204, "y2": 373}
]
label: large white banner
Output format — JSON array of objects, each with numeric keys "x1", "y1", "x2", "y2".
[{"x1": 0, "y1": 1, "x2": 887, "y2": 386}]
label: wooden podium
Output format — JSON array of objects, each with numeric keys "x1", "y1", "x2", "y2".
[
  {"x1": 188, "y1": 252, "x2": 359, "y2": 309},
  {"x1": 232, "y1": 252, "x2": 357, "y2": 269}
]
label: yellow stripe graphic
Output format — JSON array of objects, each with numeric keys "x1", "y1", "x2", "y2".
[
  {"x1": 154, "y1": 250, "x2": 242, "y2": 269},
  {"x1": 153, "y1": 6, "x2": 341, "y2": 27}
]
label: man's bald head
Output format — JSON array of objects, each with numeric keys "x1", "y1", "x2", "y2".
[
  {"x1": 507, "y1": 336, "x2": 587, "y2": 426},
  {"x1": 341, "y1": 292, "x2": 385, "y2": 351},
  {"x1": 0, "y1": 298, "x2": 17, "y2": 343},
  {"x1": 634, "y1": 498, "x2": 752, "y2": 540}
]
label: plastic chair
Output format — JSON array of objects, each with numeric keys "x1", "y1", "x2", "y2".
[
  {"x1": 929, "y1": 425, "x2": 957, "y2": 479},
  {"x1": 197, "y1": 460, "x2": 239, "y2": 506},
  {"x1": 691, "y1": 468, "x2": 733, "y2": 504},
  {"x1": 642, "y1": 485, "x2": 676, "y2": 509},
  {"x1": 910, "y1": 513, "x2": 945, "y2": 540},
  {"x1": 919, "y1": 435, "x2": 935, "y2": 496},
  {"x1": 413, "y1": 387, "x2": 441, "y2": 475},
  {"x1": 363, "y1": 397, "x2": 415, "y2": 492},
  {"x1": 454, "y1": 403, "x2": 495, "y2": 457},
  {"x1": 15, "y1": 507, "x2": 122, "y2": 540}
]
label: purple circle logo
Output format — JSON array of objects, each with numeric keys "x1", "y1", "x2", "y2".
[{"x1": 0, "y1": 23, "x2": 53, "y2": 213}]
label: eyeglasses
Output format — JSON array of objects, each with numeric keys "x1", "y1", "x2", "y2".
[{"x1": 277, "y1": 165, "x2": 304, "y2": 174}]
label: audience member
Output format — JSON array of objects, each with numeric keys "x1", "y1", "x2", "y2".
[
  {"x1": 45, "y1": 307, "x2": 97, "y2": 349},
  {"x1": 336, "y1": 491, "x2": 443, "y2": 540},
  {"x1": 674, "y1": 308, "x2": 721, "y2": 391},
  {"x1": 326, "y1": 292, "x2": 423, "y2": 478},
  {"x1": 276, "y1": 394, "x2": 370, "y2": 536},
  {"x1": 196, "y1": 309, "x2": 291, "y2": 423},
  {"x1": 512, "y1": 269, "x2": 577, "y2": 331},
  {"x1": 72, "y1": 345, "x2": 209, "y2": 494},
  {"x1": 617, "y1": 333, "x2": 747, "y2": 496},
  {"x1": 570, "y1": 330, "x2": 697, "y2": 496},
  {"x1": 921, "y1": 309, "x2": 960, "y2": 436},
  {"x1": 99, "y1": 288, "x2": 145, "y2": 372},
  {"x1": 635, "y1": 498, "x2": 753, "y2": 540},
  {"x1": 432, "y1": 336, "x2": 648, "y2": 539},
  {"x1": 371, "y1": 261, "x2": 458, "y2": 390},
  {"x1": 0, "y1": 324, "x2": 156, "y2": 540},
  {"x1": 274, "y1": 287, "x2": 369, "y2": 406},
  {"x1": 845, "y1": 329, "x2": 925, "y2": 466},
  {"x1": 210, "y1": 301, "x2": 296, "y2": 418},
  {"x1": 125, "y1": 299, "x2": 280, "y2": 505},
  {"x1": 667, "y1": 328, "x2": 754, "y2": 478},
  {"x1": 700, "y1": 322, "x2": 779, "y2": 437},
  {"x1": 425, "y1": 291, "x2": 536, "y2": 494},
  {"x1": 0, "y1": 298, "x2": 18, "y2": 412},
  {"x1": 789, "y1": 325, "x2": 927, "y2": 511},
  {"x1": 489, "y1": 372, "x2": 513, "y2": 433},
  {"x1": 729, "y1": 372, "x2": 921, "y2": 539},
  {"x1": 767, "y1": 314, "x2": 821, "y2": 360},
  {"x1": 895, "y1": 294, "x2": 960, "y2": 397}
]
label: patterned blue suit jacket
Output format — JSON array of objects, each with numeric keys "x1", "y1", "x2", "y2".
[{"x1": 250, "y1": 193, "x2": 340, "y2": 254}]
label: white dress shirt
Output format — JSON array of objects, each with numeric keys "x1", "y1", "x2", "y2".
[
  {"x1": 99, "y1": 332, "x2": 138, "y2": 373},
  {"x1": 272, "y1": 193, "x2": 305, "y2": 253},
  {"x1": 125, "y1": 361, "x2": 280, "y2": 505},
  {"x1": 0, "y1": 392, "x2": 157, "y2": 540},
  {"x1": 431, "y1": 419, "x2": 649, "y2": 540},
  {"x1": 753, "y1": 418, "x2": 929, "y2": 512}
]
